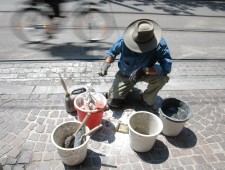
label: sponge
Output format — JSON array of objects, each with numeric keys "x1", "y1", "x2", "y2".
[{"x1": 117, "y1": 123, "x2": 129, "y2": 134}]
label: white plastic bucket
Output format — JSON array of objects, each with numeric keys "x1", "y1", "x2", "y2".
[
  {"x1": 128, "y1": 111, "x2": 163, "y2": 152},
  {"x1": 159, "y1": 98, "x2": 192, "y2": 136},
  {"x1": 51, "y1": 121, "x2": 90, "y2": 166}
]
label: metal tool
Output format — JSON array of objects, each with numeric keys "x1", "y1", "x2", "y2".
[
  {"x1": 74, "y1": 124, "x2": 103, "y2": 147},
  {"x1": 64, "y1": 112, "x2": 90, "y2": 148},
  {"x1": 58, "y1": 73, "x2": 86, "y2": 113}
]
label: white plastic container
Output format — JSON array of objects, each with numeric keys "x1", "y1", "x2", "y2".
[
  {"x1": 128, "y1": 111, "x2": 163, "y2": 152},
  {"x1": 51, "y1": 121, "x2": 90, "y2": 166}
]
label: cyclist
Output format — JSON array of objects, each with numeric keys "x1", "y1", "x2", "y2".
[
  {"x1": 32, "y1": 0, "x2": 63, "y2": 18},
  {"x1": 44, "y1": 0, "x2": 63, "y2": 18},
  {"x1": 32, "y1": 0, "x2": 64, "y2": 38}
]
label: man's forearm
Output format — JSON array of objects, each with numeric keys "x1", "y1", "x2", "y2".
[
  {"x1": 143, "y1": 67, "x2": 158, "y2": 75},
  {"x1": 105, "y1": 57, "x2": 114, "y2": 63}
]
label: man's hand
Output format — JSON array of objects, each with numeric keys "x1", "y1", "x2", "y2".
[
  {"x1": 129, "y1": 68, "x2": 145, "y2": 82},
  {"x1": 98, "y1": 61, "x2": 111, "y2": 77}
]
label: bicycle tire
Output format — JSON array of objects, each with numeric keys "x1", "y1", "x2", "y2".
[
  {"x1": 73, "y1": 8, "x2": 115, "y2": 42},
  {"x1": 11, "y1": 8, "x2": 50, "y2": 43}
]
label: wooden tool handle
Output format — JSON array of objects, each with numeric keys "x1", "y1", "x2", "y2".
[
  {"x1": 58, "y1": 73, "x2": 69, "y2": 95},
  {"x1": 83, "y1": 124, "x2": 103, "y2": 137},
  {"x1": 73, "y1": 112, "x2": 91, "y2": 137}
]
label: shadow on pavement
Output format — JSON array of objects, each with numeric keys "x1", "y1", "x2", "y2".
[
  {"x1": 63, "y1": 149, "x2": 103, "y2": 170},
  {"x1": 165, "y1": 127, "x2": 197, "y2": 148},
  {"x1": 23, "y1": 42, "x2": 112, "y2": 60},
  {"x1": 121, "y1": 88, "x2": 164, "y2": 112},
  {"x1": 101, "y1": 0, "x2": 225, "y2": 15},
  {"x1": 90, "y1": 119, "x2": 116, "y2": 144},
  {"x1": 137, "y1": 139, "x2": 169, "y2": 164}
]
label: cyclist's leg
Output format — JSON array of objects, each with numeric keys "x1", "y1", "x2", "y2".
[{"x1": 44, "y1": 0, "x2": 61, "y2": 17}]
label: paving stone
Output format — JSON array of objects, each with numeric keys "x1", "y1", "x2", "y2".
[
  {"x1": 31, "y1": 152, "x2": 42, "y2": 161},
  {"x1": 7, "y1": 148, "x2": 21, "y2": 158},
  {"x1": 131, "y1": 162, "x2": 144, "y2": 170},
  {"x1": 22, "y1": 141, "x2": 35, "y2": 151},
  {"x1": 0, "y1": 141, "x2": 6, "y2": 149},
  {"x1": 197, "y1": 164, "x2": 214, "y2": 170},
  {"x1": 46, "y1": 119, "x2": 55, "y2": 125},
  {"x1": 30, "y1": 94, "x2": 39, "y2": 100},
  {"x1": 16, "y1": 121, "x2": 28, "y2": 129},
  {"x1": 0, "y1": 145, "x2": 13, "y2": 155},
  {"x1": 30, "y1": 109, "x2": 40, "y2": 116},
  {"x1": 49, "y1": 110, "x2": 60, "y2": 118},
  {"x1": 35, "y1": 125, "x2": 46, "y2": 133},
  {"x1": 6, "y1": 157, "x2": 17, "y2": 165},
  {"x1": 54, "y1": 152, "x2": 61, "y2": 160},
  {"x1": 179, "y1": 156, "x2": 194, "y2": 166},
  {"x1": 39, "y1": 110, "x2": 49, "y2": 117},
  {"x1": 56, "y1": 119, "x2": 64, "y2": 125},
  {"x1": 28, "y1": 115, "x2": 37, "y2": 121},
  {"x1": 43, "y1": 152, "x2": 54, "y2": 161},
  {"x1": 5, "y1": 126, "x2": 17, "y2": 135},
  {"x1": 169, "y1": 158, "x2": 180, "y2": 168},
  {"x1": 19, "y1": 130, "x2": 30, "y2": 140},
  {"x1": 33, "y1": 142, "x2": 46, "y2": 152},
  {"x1": 46, "y1": 124, "x2": 55, "y2": 133},
  {"x1": 193, "y1": 155, "x2": 207, "y2": 165},
  {"x1": 215, "y1": 153, "x2": 225, "y2": 161},
  {"x1": 0, "y1": 130, "x2": 7, "y2": 140},
  {"x1": 29, "y1": 133, "x2": 40, "y2": 141},
  {"x1": 212, "y1": 162, "x2": 225, "y2": 170},
  {"x1": 11, "y1": 137, "x2": 25, "y2": 148},
  {"x1": 219, "y1": 142, "x2": 225, "y2": 150},
  {"x1": 28, "y1": 123, "x2": 38, "y2": 130},
  {"x1": 116, "y1": 154, "x2": 129, "y2": 165},
  {"x1": 39, "y1": 134, "x2": 48, "y2": 142},
  {"x1": 2, "y1": 133, "x2": 16, "y2": 144},
  {"x1": 1, "y1": 94, "x2": 10, "y2": 100},
  {"x1": 183, "y1": 165, "x2": 195, "y2": 170},
  {"x1": 17, "y1": 151, "x2": 32, "y2": 164},
  {"x1": 2, "y1": 165, "x2": 12, "y2": 170},
  {"x1": 128, "y1": 154, "x2": 141, "y2": 163},
  {"x1": 45, "y1": 142, "x2": 55, "y2": 151},
  {"x1": 36, "y1": 117, "x2": 45, "y2": 124},
  {"x1": 141, "y1": 162, "x2": 152, "y2": 169}
]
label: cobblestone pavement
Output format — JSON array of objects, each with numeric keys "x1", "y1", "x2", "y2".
[{"x1": 0, "y1": 61, "x2": 225, "y2": 170}]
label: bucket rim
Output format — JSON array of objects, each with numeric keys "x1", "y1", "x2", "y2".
[
  {"x1": 51, "y1": 121, "x2": 90, "y2": 151},
  {"x1": 128, "y1": 111, "x2": 163, "y2": 137},
  {"x1": 159, "y1": 98, "x2": 192, "y2": 122},
  {"x1": 74, "y1": 92, "x2": 107, "y2": 113}
]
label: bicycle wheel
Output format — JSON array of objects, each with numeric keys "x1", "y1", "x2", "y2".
[
  {"x1": 12, "y1": 8, "x2": 50, "y2": 43},
  {"x1": 73, "y1": 8, "x2": 115, "y2": 42}
]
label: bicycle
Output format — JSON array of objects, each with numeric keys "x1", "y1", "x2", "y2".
[{"x1": 11, "y1": 0, "x2": 115, "y2": 43}]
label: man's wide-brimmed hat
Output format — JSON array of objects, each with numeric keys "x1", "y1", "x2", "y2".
[{"x1": 124, "y1": 19, "x2": 162, "y2": 53}]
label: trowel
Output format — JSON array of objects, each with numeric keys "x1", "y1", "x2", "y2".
[
  {"x1": 74, "y1": 124, "x2": 103, "y2": 147},
  {"x1": 64, "y1": 112, "x2": 91, "y2": 148}
]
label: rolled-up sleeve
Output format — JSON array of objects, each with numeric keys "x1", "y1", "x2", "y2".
[
  {"x1": 106, "y1": 36, "x2": 123, "y2": 60},
  {"x1": 154, "y1": 38, "x2": 172, "y2": 75}
]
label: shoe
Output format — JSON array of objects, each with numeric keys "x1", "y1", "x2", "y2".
[
  {"x1": 143, "y1": 102, "x2": 159, "y2": 115},
  {"x1": 138, "y1": 95, "x2": 159, "y2": 115},
  {"x1": 104, "y1": 92, "x2": 109, "y2": 99},
  {"x1": 107, "y1": 98, "x2": 124, "y2": 109}
]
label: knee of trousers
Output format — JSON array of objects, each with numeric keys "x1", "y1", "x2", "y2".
[{"x1": 150, "y1": 75, "x2": 169, "y2": 87}]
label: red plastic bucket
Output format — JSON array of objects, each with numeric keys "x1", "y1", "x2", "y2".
[{"x1": 74, "y1": 93, "x2": 107, "y2": 129}]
